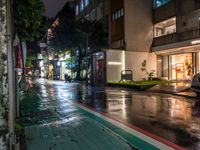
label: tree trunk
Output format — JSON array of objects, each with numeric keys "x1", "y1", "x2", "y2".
[{"x1": 76, "y1": 49, "x2": 83, "y2": 80}]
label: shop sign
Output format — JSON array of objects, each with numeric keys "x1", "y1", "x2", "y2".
[
  {"x1": 191, "y1": 40, "x2": 200, "y2": 45},
  {"x1": 95, "y1": 52, "x2": 104, "y2": 60},
  {"x1": 39, "y1": 42, "x2": 47, "y2": 48}
]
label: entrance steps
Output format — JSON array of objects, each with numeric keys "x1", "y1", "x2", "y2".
[{"x1": 147, "y1": 81, "x2": 191, "y2": 94}]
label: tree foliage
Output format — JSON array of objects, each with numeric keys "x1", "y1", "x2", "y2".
[
  {"x1": 26, "y1": 49, "x2": 37, "y2": 67},
  {"x1": 74, "y1": 20, "x2": 108, "y2": 52},
  {"x1": 48, "y1": 3, "x2": 76, "y2": 52},
  {"x1": 49, "y1": 2, "x2": 107, "y2": 54},
  {"x1": 48, "y1": 2, "x2": 107, "y2": 80},
  {"x1": 13, "y1": 0, "x2": 45, "y2": 42}
]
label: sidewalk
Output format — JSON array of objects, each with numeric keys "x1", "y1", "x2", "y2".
[
  {"x1": 19, "y1": 86, "x2": 184, "y2": 150},
  {"x1": 173, "y1": 88, "x2": 198, "y2": 98},
  {"x1": 147, "y1": 81, "x2": 191, "y2": 94},
  {"x1": 147, "y1": 81, "x2": 199, "y2": 99}
]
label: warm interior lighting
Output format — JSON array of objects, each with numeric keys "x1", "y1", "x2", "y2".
[{"x1": 191, "y1": 40, "x2": 200, "y2": 45}]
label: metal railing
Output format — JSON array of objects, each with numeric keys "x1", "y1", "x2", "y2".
[{"x1": 152, "y1": 29, "x2": 200, "y2": 47}]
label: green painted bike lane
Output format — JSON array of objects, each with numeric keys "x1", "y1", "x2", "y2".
[{"x1": 19, "y1": 90, "x2": 181, "y2": 150}]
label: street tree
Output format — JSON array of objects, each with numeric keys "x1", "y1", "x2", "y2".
[
  {"x1": 13, "y1": 0, "x2": 45, "y2": 42},
  {"x1": 49, "y1": 2, "x2": 107, "y2": 80},
  {"x1": 13, "y1": 0, "x2": 45, "y2": 92},
  {"x1": 48, "y1": 2, "x2": 75, "y2": 52},
  {"x1": 13, "y1": 0, "x2": 45, "y2": 75}
]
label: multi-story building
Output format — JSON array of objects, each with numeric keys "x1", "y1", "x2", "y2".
[
  {"x1": 108, "y1": 0, "x2": 155, "y2": 82},
  {"x1": 152, "y1": 0, "x2": 200, "y2": 80},
  {"x1": 76, "y1": 0, "x2": 200, "y2": 83},
  {"x1": 75, "y1": 0, "x2": 156, "y2": 84},
  {"x1": 75, "y1": 0, "x2": 109, "y2": 85},
  {"x1": 41, "y1": 2, "x2": 75, "y2": 80}
]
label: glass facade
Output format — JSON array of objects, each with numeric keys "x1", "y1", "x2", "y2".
[
  {"x1": 112, "y1": 8, "x2": 124, "y2": 21},
  {"x1": 76, "y1": 0, "x2": 90, "y2": 15},
  {"x1": 169, "y1": 53, "x2": 194, "y2": 80},
  {"x1": 154, "y1": 0, "x2": 171, "y2": 8}
]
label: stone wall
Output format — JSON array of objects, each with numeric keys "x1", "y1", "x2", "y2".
[{"x1": 0, "y1": 0, "x2": 8, "y2": 149}]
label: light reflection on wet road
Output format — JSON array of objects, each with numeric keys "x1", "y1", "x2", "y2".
[{"x1": 34, "y1": 78, "x2": 200, "y2": 150}]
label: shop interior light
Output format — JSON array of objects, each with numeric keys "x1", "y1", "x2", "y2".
[
  {"x1": 39, "y1": 61, "x2": 44, "y2": 67},
  {"x1": 191, "y1": 40, "x2": 200, "y2": 45},
  {"x1": 57, "y1": 62, "x2": 61, "y2": 66}
]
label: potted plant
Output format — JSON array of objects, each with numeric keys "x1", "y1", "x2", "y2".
[{"x1": 141, "y1": 60, "x2": 155, "y2": 81}]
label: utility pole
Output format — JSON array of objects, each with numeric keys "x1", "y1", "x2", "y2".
[{"x1": 6, "y1": 0, "x2": 16, "y2": 149}]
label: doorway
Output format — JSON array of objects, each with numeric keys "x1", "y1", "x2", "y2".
[{"x1": 169, "y1": 53, "x2": 194, "y2": 80}]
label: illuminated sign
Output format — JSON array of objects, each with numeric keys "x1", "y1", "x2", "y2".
[
  {"x1": 108, "y1": 62, "x2": 122, "y2": 65},
  {"x1": 191, "y1": 40, "x2": 200, "y2": 45}
]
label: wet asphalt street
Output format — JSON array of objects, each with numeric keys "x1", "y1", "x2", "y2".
[{"x1": 32, "y1": 78, "x2": 200, "y2": 150}]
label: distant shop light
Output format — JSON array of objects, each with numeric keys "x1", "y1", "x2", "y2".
[
  {"x1": 65, "y1": 54, "x2": 70, "y2": 59},
  {"x1": 191, "y1": 40, "x2": 200, "y2": 45},
  {"x1": 59, "y1": 57, "x2": 64, "y2": 61},
  {"x1": 49, "y1": 56, "x2": 53, "y2": 60},
  {"x1": 39, "y1": 61, "x2": 44, "y2": 67},
  {"x1": 95, "y1": 52, "x2": 104, "y2": 60},
  {"x1": 57, "y1": 62, "x2": 61, "y2": 66},
  {"x1": 37, "y1": 54, "x2": 43, "y2": 59},
  {"x1": 108, "y1": 62, "x2": 122, "y2": 65}
]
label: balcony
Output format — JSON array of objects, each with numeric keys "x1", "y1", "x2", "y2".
[{"x1": 152, "y1": 29, "x2": 200, "y2": 47}]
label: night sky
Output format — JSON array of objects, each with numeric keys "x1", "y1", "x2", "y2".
[{"x1": 42, "y1": 0, "x2": 69, "y2": 17}]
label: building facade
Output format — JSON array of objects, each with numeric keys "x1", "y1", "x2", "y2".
[
  {"x1": 75, "y1": 0, "x2": 200, "y2": 82},
  {"x1": 152, "y1": 0, "x2": 200, "y2": 80},
  {"x1": 75, "y1": 0, "x2": 156, "y2": 83},
  {"x1": 108, "y1": 0, "x2": 156, "y2": 82},
  {"x1": 75, "y1": 0, "x2": 108, "y2": 85}
]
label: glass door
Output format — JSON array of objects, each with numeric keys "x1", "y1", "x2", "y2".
[{"x1": 169, "y1": 53, "x2": 193, "y2": 80}]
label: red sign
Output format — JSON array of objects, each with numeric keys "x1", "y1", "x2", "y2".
[{"x1": 14, "y1": 45, "x2": 23, "y2": 69}]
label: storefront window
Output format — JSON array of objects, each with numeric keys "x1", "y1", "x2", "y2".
[
  {"x1": 154, "y1": 0, "x2": 171, "y2": 8},
  {"x1": 169, "y1": 53, "x2": 194, "y2": 80},
  {"x1": 112, "y1": 8, "x2": 124, "y2": 21}
]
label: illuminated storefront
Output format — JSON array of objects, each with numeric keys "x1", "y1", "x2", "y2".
[
  {"x1": 169, "y1": 53, "x2": 194, "y2": 80},
  {"x1": 156, "y1": 41, "x2": 200, "y2": 81},
  {"x1": 59, "y1": 53, "x2": 71, "y2": 80},
  {"x1": 48, "y1": 64, "x2": 54, "y2": 79}
]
